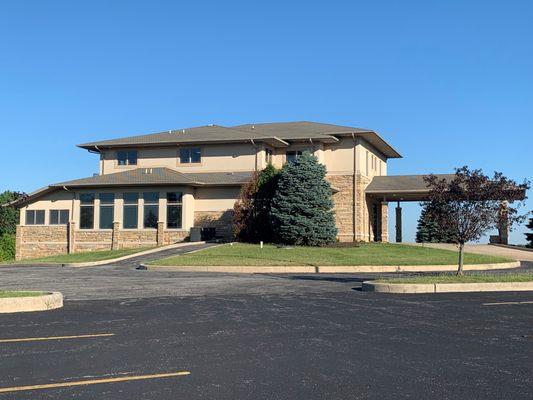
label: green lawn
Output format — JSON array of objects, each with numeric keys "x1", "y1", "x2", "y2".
[
  {"x1": 376, "y1": 272, "x2": 533, "y2": 284},
  {"x1": 151, "y1": 243, "x2": 512, "y2": 266},
  {"x1": 0, "y1": 290, "x2": 45, "y2": 298},
  {"x1": 12, "y1": 247, "x2": 154, "y2": 264}
]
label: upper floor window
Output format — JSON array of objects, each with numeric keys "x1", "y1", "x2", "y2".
[
  {"x1": 179, "y1": 147, "x2": 201, "y2": 164},
  {"x1": 117, "y1": 150, "x2": 137, "y2": 166},
  {"x1": 286, "y1": 151, "x2": 302, "y2": 163},
  {"x1": 26, "y1": 210, "x2": 45, "y2": 225},
  {"x1": 80, "y1": 193, "x2": 95, "y2": 229},
  {"x1": 50, "y1": 210, "x2": 69, "y2": 225}
]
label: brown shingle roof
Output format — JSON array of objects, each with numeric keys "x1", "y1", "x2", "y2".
[
  {"x1": 50, "y1": 168, "x2": 253, "y2": 188},
  {"x1": 77, "y1": 121, "x2": 402, "y2": 158}
]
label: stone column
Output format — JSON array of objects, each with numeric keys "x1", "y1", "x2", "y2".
[
  {"x1": 498, "y1": 201, "x2": 509, "y2": 245},
  {"x1": 395, "y1": 203, "x2": 402, "y2": 243},
  {"x1": 67, "y1": 221, "x2": 76, "y2": 254},
  {"x1": 112, "y1": 222, "x2": 120, "y2": 250},
  {"x1": 380, "y1": 201, "x2": 389, "y2": 243},
  {"x1": 157, "y1": 221, "x2": 165, "y2": 246}
]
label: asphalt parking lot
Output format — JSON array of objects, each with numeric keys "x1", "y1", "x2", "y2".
[{"x1": 0, "y1": 263, "x2": 532, "y2": 399}]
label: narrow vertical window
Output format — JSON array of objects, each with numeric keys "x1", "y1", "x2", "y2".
[
  {"x1": 143, "y1": 192, "x2": 159, "y2": 229},
  {"x1": 265, "y1": 148, "x2": 273, "y2": 164},
  {"x1": 80, "y1": 194, "x2": 95, "y2": 229},
  {"x1": 166, "y1": 192, "x2": 182, "y2": 229},
  {"x1": 99, "y1": 193, "x2": 115, "y2": 229},
  {"x1": 123, "y1": 193, "x2": 138, "y2": 229}
]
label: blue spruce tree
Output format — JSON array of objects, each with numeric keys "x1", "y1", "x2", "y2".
[{"x1": 271, "y1": 152, "x2": 337, "y2": 246}]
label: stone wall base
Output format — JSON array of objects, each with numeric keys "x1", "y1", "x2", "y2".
[{"x1": 15, "y1": 225, "x2": 189, "y2": 260}]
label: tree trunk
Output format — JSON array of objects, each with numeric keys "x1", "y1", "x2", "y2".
[{"x1": 457, "y1": 242, "x2": 465, "y2": 276}]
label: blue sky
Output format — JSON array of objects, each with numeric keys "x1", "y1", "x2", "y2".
[{"x1": 1, "y1": 1, "x2": 531, "y2": 243}]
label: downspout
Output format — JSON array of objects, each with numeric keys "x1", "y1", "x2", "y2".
[{"x1": 352, "y1": 133, "x2": 357, "y2": 242}]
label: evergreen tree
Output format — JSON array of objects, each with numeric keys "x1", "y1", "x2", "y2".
[
  {"x1": 271, "y1": 152, "x2": 337, "y2": 246},
  {"x1": 525, "y1": 217, "x2": 533, "y2": 248},
  {"x1": 416, "y1": 202, "x2": 454, "y2": 243}
]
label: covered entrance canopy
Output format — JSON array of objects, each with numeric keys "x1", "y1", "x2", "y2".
[{"x1": 365, "y1": 174, "x2": 512, "y2": 244}]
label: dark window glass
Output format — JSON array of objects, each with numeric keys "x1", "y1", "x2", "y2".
[
  {"x1": 166, "y1": 192, "x2": 183, "y2": 229},
  {"x1": 143, "y1": 192, "x2": 159, "y2": 203},
  {"x1": 286, "y1": 151, "x2": 302, "y2": 163},
  {"x1": 123, "y1": 192, "x2": 138, "y2": 229},
  {"x1": 80, "y1": 193, "x2": 95, "y2": 204},
  {"x1": 80, "y1": 207, "x2": 94, "y2": 229},
  {"x1": 166, "y1": 192, "x2": 182, "y2": 203},
  {"x1": 144, "y1": 205, "x2": 159, "y2": 228},
  {"x1": 117, "y1": 151, "x2": 137, "y2": 166},
  {"x1": 50, "y1": 210, "x2": 69, "y2": 225},
  {"x1": 179, "y1": 148, "x2": 201, "y2": 163},
  {"x1": 143, "y1": 192, "x2": 159, "y2": 229},
  {"x1": 99, "y1": 193, "x2": 114, "y2": 204},
  {"x1": 99, "y1": 193, "x2": 114, "y2": 229},
  {"x1": 80, "y1": 193, "x2": 95, "y2": 229},
  {"x1": 59, "y1": 210, "x2": 69, "y2": 224},
  {"x1": 26, "y1": 210, "x2": 44, "y2": 225},
  {"x1": 266, "y1": 148, "x2": 273, "y2": 164}
]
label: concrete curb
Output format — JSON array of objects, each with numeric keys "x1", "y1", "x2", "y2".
[
  {"x1": 140, "y1": 260, "x2": 520, "y2": 274},
  {"x1": 0, "y1": 292, "x2": 63, "y2": 313},
  {"x1": 362, "y1": 281, "x2": 533, "y2": 294},
  {"x1": 2, "y1": 242, "x2": 206, "y2": 268}
]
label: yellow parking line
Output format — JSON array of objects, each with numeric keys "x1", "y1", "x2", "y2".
[
  {"x1": 0, "y1": 371, "x2": 191, "y2": 394},
  {"x1": 0, "y1": 333, "x2": 115, "y2": 343},
  {"x1": 483, "y1": 301, "x2": 533, "y2": 306}
]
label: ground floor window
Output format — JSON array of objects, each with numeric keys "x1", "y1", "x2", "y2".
[
  {"x1": 166, "y1": 192, "x2": 182, "y2": 229},
  {"x1": 26, "y1": 210, "x2": 45, "y2": 225},
  {"x1": 143, "y1": 192, "x2": 159, "y2": 229},
  {"x1": 50, "y1": 210, "x2": 69, "y2": 225},
  {"x1": 286, "y1": 150, "x2": 303, "y2": 163},
  {"x1": 99, "y1": 193, "x2": 115, "y2": 229},
  {"x1": 80, "y1": 193, "x2": 95, "y2": 229},
  {"x1": 123, "y1": 193, "x2": 138, "y2": 229}
]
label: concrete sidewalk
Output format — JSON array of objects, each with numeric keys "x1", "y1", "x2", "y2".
[{"x1": 408, "y1": 243, "x2": 533, "y2": 262}]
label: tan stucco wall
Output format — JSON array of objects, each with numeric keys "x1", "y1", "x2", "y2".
[{"x1": 101, "y1": 143, "x2": 259, "y2": 174}]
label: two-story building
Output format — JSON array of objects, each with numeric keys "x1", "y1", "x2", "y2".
[{"x1": 13, "y1": 121, "x2": 408, "y2": 260}]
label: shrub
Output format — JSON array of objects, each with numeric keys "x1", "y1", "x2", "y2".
[{"x1": 0, "y1": 234, "x2": 16, "y2": 261}]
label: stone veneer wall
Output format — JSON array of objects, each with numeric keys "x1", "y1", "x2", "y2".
[
  {"x1": 327, "y1": 175, "x2": 355, "y2": 242},
  {"x1": 16, "y1": 225, "x2": 68, "y2": 261},
  {"x1": 327, "y1": 173, "x2": 383, "y2": 243},
  {"x1": 15, "y1": 225, "x2": 188, "y2": 260},
  {"x1": 194, "y1": 210, "x2": 234, "y2": 239}
]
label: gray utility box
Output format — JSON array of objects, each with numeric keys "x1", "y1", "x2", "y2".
[{"x1": 190, "y1": 227, "x2": 202, "y2": 242}]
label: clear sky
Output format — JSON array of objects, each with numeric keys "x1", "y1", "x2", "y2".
[{"x1": 1, "y1": 1, "x2": 531, "y2": 243}]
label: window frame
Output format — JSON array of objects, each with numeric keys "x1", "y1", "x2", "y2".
[
  {"x1": 166, "y1": 192, "x2": 183, "y2": 229},
  {"x1": 122, "y1": 192, "x2": 139, "y2": 229},
  {"x1": 117, "y1": 150, "x2": 138, "y2": 166},
  {"x1": 99, "y1": 193, "x2": 115, "y2": 230},
  {"x1": 79, "y1": 193, "x2": 95, "y2": 230},
  {"x1": 178, "y1": 147, "x2": 202, "y2": 164},
  {"x1": 265, "y1": 148, "x2": 273, "y2": 164},
  {"x1": 286, "y1": 150, "x2": 303, "y2": 164},
  {"x1": 49, "y1": 209, "x2": 69, "y2": 225},
  {"x1": 26, "y1": 210, "x2": 45, "y2": 225},
  {"x1": 143, "y1": 192, "x2": 159, "y2": 229}
]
